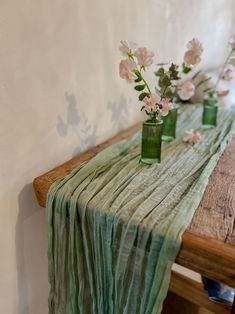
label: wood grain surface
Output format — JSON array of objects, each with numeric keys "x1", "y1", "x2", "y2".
[
  {"x1": 178, "y1": 232, "x2": 235, "y2": 287},
  {"x1": 33, "y1": 123, "x2": 141, "y2": 208},
  {"x1": 190, "y1": 137, "x2": 235, "y2": 244},
  {"x1": 33, "y1": 123, "x2": 235, "y2": 287}
]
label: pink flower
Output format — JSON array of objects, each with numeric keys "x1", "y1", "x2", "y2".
[
  {"x1": 143, "y1": 94, "x2": 161, "y2": 112},
  {"x1": 134, "y1": 47, "x2": 154, "y2": 67},
  {"x1": 223, "y1": 68, "x2": 233, "y2": 81},
  {"x1": 218, "y1": 90, "x2": 230, "y2": 97},
  {"x1": 183, "y1": 38, "x2": 203, "y2": 66},
  {"x1": 160, "y1": 98, "x2": 173, "y2": 116},
  {"x1": 184, "y1": 129, "x2": 201, "y2": 145},
  {"x1": 178, "y1": 80, "x2": 195, "y2": 100},
  {"x1": 229, "y1": 36, "x2": 235, "y2": 50},
  {"x1": 119, "y1": 40, "x2": 138, "y2": 56},
  {"x1": 119, "y1": 59, "x2": 137, "y2": 83}
]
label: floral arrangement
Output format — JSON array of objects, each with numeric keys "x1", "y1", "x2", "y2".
[
  {"x1": 119, "y1": 39, "x2": 205, "y2": 123},
  {"x1": 118, "y1": 37, "x2": 234, "y2": 148},
  {"x1": 203, "y1": 36, "x2": 235, "y2": 103},
  {"x1": 154, "y1": 38, "x2": 207, "y2": 103},
  {"x1": 119, "y1": 41, "x2": 173, "y2": 122}
]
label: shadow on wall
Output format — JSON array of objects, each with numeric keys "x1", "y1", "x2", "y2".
[
  {"x1": 107, "y1": 95, "x2": 129, "y2": 132},
  {"x1": 57, "y1": 92, "x2": 99, "y2": 156},
  {"x1": 56, "y1": 92, "x2": 131, "y2": 157},
  {"x1": 16, "y1": 184, "x2": 48, "y2": 314}
]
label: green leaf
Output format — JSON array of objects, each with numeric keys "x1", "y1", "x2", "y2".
[
  {"x1": 134, "y1": 84, "x2": 146, "y2": 91},
  {"x1": 134, "y1": 70, "x2": 142, "y2": 81},
  {"x1": 138, "y1": 92, "x2": 149, "y2": 101},
  {"x1": 158, "y1": 74, "x2": 171, "y2": 88},
  {"x1": 154, "y1": 67, "x2": 165, "y2": 77},
  {"x1": 163, "y1": 87, "x2": 173, "y2": 98},
  {"x1": 208, "y1": 90, "x2": 217, "y2": 99},
  {"x1": 168, "y1": 63, "x2": 180, "y2": 80},
  {"x1": 156, "y1": 62, "x2": 169, "y2": 66},
  {"x1": 182, "y1": 64, "x2": 192, "y2": 74},
  {"x1": 134, "y1": 77, "x2": 142, "y2": 83}
]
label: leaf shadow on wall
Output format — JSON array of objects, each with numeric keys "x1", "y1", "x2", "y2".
[
  {"x1": 16, "y1": 184, "x2": 48, "y2": 314},
  {"x1": 57, "y1": 92, "x2": 99, "y2": 157},
  {"x1": 107, "y1": 95, "x2": 129, "y2": 133}
]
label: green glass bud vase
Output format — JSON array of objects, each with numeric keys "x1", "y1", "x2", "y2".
[
  {"x1": 162, "y1": 107, "x2": 178, "y2": 142},
  {"x1": 141, "y1": 119, "x2": 163, "y2": 165},
  {"x1": 202, "y1": 92, "x2": 218, "y2": 129}
]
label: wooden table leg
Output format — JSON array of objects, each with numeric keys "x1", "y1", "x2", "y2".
[{"x1": 231, "y1": 299, "x2": 235, "y2": 314}]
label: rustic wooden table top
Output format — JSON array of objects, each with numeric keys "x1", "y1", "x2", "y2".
[{"x1": 33, "y1": 123, "x2": 235, "y2": 287}]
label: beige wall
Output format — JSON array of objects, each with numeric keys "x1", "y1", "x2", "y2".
[{"x1": 0, "y1": 0, "x2": 234, "y2": 313}]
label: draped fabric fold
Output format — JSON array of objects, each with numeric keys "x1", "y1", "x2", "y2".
[{"x1": 47, "y1": 105, "x2": 235, "y2": 314}]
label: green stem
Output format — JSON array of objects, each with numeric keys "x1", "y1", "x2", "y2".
[
  {"x1": 161, "y1": 85, "x2": 168, "y2": 99},
  {"x1": 149, "y1": 112, "x2": 156, "y2": 122},
  {"x1": 129, "y1": 55, "x2": 151, "y2": 94},
  {"x1": 139, "y1": 68, "x2": 152, "y2": 94},
  {"x1": 195, "y1": 76, "x2": 212, "y2": 89},
  {"x1": 192, "y1": 70, "x2": 201, "y2": 80}
]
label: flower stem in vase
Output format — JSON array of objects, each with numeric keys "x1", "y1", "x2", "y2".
[{"x1": 141, "y1": 119, "x2": 163, "y2": 164}]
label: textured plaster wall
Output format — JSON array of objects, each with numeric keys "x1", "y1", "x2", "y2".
[{"x1": 0, "y1": 0, "x2": 234, "y2": 313}]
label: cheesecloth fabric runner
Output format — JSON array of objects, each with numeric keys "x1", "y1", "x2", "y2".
[{"x1": 47, "y1": 105, "x2": 235, "y2": 314}]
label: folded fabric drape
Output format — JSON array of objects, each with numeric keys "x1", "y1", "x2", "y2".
[{"x1": 47, "y1": 105, "x2": 235, "y2": 314}]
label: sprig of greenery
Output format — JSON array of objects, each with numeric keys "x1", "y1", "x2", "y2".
[
  {"x1": 126, "y1": 52, "x2": 152, "y2": 101},
  {"x1": 154, "y1": 63, "x2": 181, "y2": 99},
  {"x1": 133, "y1": 68, "x2": 152, "y2": 101}
]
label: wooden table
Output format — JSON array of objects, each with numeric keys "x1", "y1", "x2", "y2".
[{"x1": 33, "y1": 123, "x2": 235, "y2": 313}]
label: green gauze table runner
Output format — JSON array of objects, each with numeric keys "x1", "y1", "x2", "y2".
[{"x1": 47, "y1": 105, "x2": 235, "y2": 314}]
